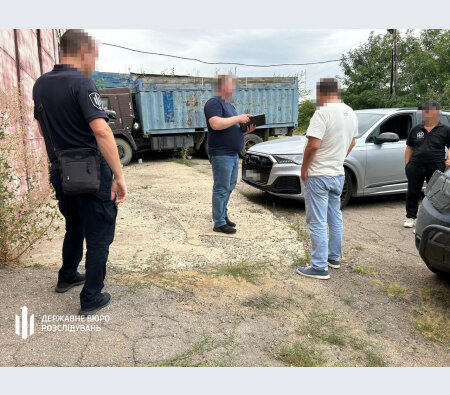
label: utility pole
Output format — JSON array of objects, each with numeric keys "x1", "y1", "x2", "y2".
[{"x1": 387, "y1": 29, "x2": 398, "y2": 97}]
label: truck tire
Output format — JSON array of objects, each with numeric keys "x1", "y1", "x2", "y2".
[
  {"x1": 340, "y1": 169, "x2": 352, "y2": 209},
  {"x1": 115, "y1": 137, "x2": 133, "y2": 166},
  {"x1": 240, "y1": 134, "x2": 263, "y2": 158},
  {"x1": 201, "y1": 140, "x2": 209, "y2": 158}
]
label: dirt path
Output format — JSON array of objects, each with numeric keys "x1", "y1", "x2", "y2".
[{"x1": 1, "y1": 155, "x2": 448, "y2": 367}]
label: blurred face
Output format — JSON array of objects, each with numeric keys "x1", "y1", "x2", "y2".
[
  {"x1": 79, "y1": 42, "x2": 98, "y2": 76},
  {"x1": 422, "y1": 108, "x2": 440, "y2": 124},
  {"x1": 220, "y1": 77, "x2": 234, "y2": 99}
]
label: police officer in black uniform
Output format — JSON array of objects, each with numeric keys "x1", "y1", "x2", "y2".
[
  {"x1": 404, "y1": 101, "x2": 450, "y2": 228},
  {"x1": 33, "y1": 30, "x2": 127, "y2": 315}
]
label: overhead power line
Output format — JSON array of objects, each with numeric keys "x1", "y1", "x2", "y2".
[{"x1": 102, "y1": 42, "x2": 350, "y2": 67}]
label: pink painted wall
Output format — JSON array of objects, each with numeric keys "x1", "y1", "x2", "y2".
[{"x1": 0, "y1": 29, "x2": 59, "y2": 192}]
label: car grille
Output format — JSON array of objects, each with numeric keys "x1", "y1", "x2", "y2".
[
  {"x1": 242, "y1": 154, "x2": 273, "y2": 185},
  {"x1": 271, "y1": 176, "x2": 301, "y2": 194}
]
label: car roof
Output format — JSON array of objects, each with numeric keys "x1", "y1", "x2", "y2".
[{"x1": 355, "y1": 108, "x2": 450, "y2": 115}]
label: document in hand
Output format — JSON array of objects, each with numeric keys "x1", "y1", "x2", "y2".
[{"x1": 240, "y1": 114, "x2": 266, "y2": 132}]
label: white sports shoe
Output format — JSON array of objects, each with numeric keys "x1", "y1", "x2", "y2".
[{"x1": 403, "y1": 218, "x2": 415, "y2": 228}]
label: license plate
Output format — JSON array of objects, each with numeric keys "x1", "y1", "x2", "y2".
[{"x1": 244, "y1": 169, "x2": 262, "y2": 182}]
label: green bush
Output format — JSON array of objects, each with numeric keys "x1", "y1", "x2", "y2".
[
  {"x1": 298, "y1": 100, "x2": 315, "y2": 132},
  {"x1": 0, "y1": 88, "x2": 58, "y2": 265}
]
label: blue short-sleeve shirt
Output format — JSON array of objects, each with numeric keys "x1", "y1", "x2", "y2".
[{"x1": 204, "y1": 96, "x2": 244, "y2": 156}]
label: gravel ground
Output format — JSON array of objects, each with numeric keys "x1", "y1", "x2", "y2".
[{"x1": 1, "y1": 154, "x2": 448, "y2": 367}]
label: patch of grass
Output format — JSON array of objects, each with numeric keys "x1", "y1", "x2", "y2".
[
  {"x1": 243, "y1": 292, "x2": 292, "y2": 311},
  {"x1": 272, "y1": 342, "x2": 325, "y2": 367},
  {"x1": 170, "y1": 158, "x2": 198, "y2": 167},
  {"x1": 365, "y1": 323, "x2": 385, "y2": 336},
  {"x1": 25, "y1": 263, "x2": 44, "y2": 268},
  {"x1": 152, "y1": 332, "x2": 235, "y2": 367},
  {"x1": 140, "y1": 185, "x2": 151, "y2": 190},
  {"x1": 300, "y1": 310, "x2": 347, "y2": 347},
  {"x1": 363, "y1": 348, "x2": 387, "y2": 367},
  {"x1": 384, "y1": 281, "x2": 407, "y2": 299},
  {"x1": 352, "y1": 245, "x2": 365, "y2": 251},
  {"x1": 372, "y1": 279, "x2": 408, "y2": 299},
  {"x1": 291, "y1": 252, "x2": 309, "y2": 268},
  {"x1": 418, "y1": 285, "x2": 450, "y2": 308},
  {"x1": 214, "y1": 261, "x2": 263, "y2": 284},
  {"x1": 347, "y1": 337, "x2": 387, "y2": 367},
  {"x1": 342, "y1": 297, "x2": 355, "y2": 306},
  {"x1": 288, "y1": 214, "x2": 309, "y2": 241},
  {"x1": 353, "y1": 264, "x2": 375, "y2": 276},
  {"x1": 413, "y1": 307, "x2": 450, "y2": 344}
]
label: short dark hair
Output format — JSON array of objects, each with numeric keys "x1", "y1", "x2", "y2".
[
  {"x1": 420, "y1": 100, "x2": 441, "y2": 111},
  {"x1": 59, "y1": 29, "x2": 95, "y2": 57},
  {"x1": 317, "y1": 78, "x2": 339, "y2": 95}
]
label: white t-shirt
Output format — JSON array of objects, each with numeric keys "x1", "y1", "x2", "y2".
[{"x1": 304, "y1": 102, "x2": 358, "y2": 177}]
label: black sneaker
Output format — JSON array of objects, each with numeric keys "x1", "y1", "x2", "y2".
[
  {"x1": 79, "y1": 293, "x2": 111, "y2": 316},
  {"x1": 55, "y1": 272, "x2": 86, "y2": 293},
  {"x1": 225, "y1": 217, "x2": 236, "y2": 227},
  {"x1": 213, "y1": 224, "x2": 237, "y2": 234}
]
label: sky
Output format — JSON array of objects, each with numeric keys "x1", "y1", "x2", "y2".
[{"x1": 87, "y1": 29, "x2": 390, "y2": 98}]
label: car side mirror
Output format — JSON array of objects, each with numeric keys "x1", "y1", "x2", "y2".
[
  {"x1": 105, "y1": 109, "x2": 117, "y2": 120},
  {"x1": 374, "y1": 132, "x2": 400, "y2": 144}
]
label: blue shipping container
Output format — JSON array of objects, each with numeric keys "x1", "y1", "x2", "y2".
[{"x1": 131, "y1": 75, "x2": 298, "y2": 136}]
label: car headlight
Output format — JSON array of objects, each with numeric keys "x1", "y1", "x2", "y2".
[{"x1": 272, "y1": 154, "x2": 303, "y2": 165}]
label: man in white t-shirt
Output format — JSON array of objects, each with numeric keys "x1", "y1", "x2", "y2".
[{"x1": 297, "y1": 78, "x2": 358, "y2": 280}]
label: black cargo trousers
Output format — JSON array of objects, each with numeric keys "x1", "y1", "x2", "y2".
[
  {"x1": 50, "y1": 164, "x2": 117, "y2": 309},
  {"x1": 405, "y1": 161, "x2": 446, "y2": 219}
]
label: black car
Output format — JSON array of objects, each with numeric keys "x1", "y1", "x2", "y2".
[{"x1": 415, "y1": 168, "x2": 450, "y2": 279}]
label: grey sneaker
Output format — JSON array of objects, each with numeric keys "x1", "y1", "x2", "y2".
[
  {"x1": 296, "y1": 266, "x2": 330, "y2": 280},
  {"x1": 404, "y1": 218, "x2": 415, "y2": 228},
  {"x1": 328, "y1": 259, "x2": 340, "y2": 269}
]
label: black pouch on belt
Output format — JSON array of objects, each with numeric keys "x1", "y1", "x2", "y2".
[{"x1": 57, "y1": 148, "x2": 100, "y2": 195}]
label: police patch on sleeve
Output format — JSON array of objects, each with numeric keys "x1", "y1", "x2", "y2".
[{"x1": 89, "y1": 92, "x2": 104, "y2": 110}]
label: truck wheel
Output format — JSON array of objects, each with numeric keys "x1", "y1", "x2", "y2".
[
  {"x1": 115, "y1": 137, "x2": 133, "y2": 166},
  {"x1": 201, "y1": 140, "x2": 209, "y2": 158},
  {"x1": 240, "y1": 134, "x2": 263, "y2": 158},
  {"x1": 340, "y1": 169, "x2": 352, "y2": 209}
]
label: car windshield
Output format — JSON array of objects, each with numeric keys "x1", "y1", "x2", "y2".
[{"x1": 356, "y1": 113, "x2": 384, "y2": 137}]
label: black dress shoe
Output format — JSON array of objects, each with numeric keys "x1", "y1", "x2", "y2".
[
  {"x1": 225, "y1": 217, "x2": 236, "y2": 227},
  {"x1": 79, "y1": 293, "x2": 111, "y2": 316},
  {"x1": 213, "y1": 224, "x2": 237, "y2": 234},
  {"x1": 55, "y1": 272, "x2": 86, "y2": 293}
]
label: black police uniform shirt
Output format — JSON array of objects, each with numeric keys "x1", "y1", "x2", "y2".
[
  {"x1": 406, "y1": 122, "x2": 450, "y2": 164},
  {"x1": 204, "y1": 96, "x2": 244, "y2": 156},
  {"x1": 32, "y1": 64, "x2": 108, "y2": 171}
]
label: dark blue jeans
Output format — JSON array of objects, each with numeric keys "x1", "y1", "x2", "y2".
[
  {"x1": 209, "y1": 154, "x2": 239, "y2": 227},
  {"x1": 50, "y1": 164, "x2": 117, "y2": 309}
]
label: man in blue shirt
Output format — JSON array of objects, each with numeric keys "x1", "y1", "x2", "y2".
[
  {"x1": 33, "y1": 30, "x2": 127, "y2": 315},
  {"x1": 204, "y1": 75, "x2": 255, "y2": 234}
]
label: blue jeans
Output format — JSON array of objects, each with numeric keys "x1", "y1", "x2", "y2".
[
  {"x1": 209, "y1": 154, "x2": 239, "y2": 227},
  {"x1": 304, "y1": 175, "x2": 345, "y2": 270}
]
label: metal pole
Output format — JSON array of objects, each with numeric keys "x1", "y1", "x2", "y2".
[
  {"x1": 393, "y1": 29, "x2": 398, "y2": 96},
  {"x1": 387, "y1": 29, "x2": 397, "y2": 98}
]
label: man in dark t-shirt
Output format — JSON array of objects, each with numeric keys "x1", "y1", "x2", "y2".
[
  {"x1": 204, "y1": 75, "x2": 255, "y2": 234},
  {"x1": 404, "y1": 100, "x2": 450, "y2": 228},
  {"x1": 33, "y1": 30, "x2": 127, "y2": 315}
]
